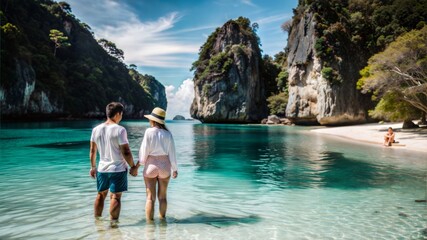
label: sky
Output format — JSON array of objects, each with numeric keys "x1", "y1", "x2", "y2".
[{"x1": 65, "y1": 0, "x2": 298, "y2": 119}]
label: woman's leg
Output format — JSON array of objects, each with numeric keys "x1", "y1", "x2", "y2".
[
  {"x1": 158, "y1": 176, "x2": 171, "y2": 219},
  {"x1": 144, "y1": 177, "x2": 158, "y2": 221}
]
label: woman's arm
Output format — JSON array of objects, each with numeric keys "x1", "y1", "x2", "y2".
[
  {"x1": 168, "y1": 134, "x2": 178, "y2": 178},
  {"x1": 139, "y1": 131, "x2": 150, "y2": 165}
]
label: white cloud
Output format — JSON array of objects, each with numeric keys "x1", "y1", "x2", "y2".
[
  {"x1": 165, "y1": 79, "x2": 194, "y2": 119},
  {"x1": 93, "y1": 12, "x2": 201, "y2": 68},
  {"x1": 255, "y1": 14, "x2": 291, "y2": 25},
  {"x1": 241, "y1": 0, "x2": 256, "y2": 7},
  {"x1": 68, "y1": 0, "x2": 200, "y2": 68}
]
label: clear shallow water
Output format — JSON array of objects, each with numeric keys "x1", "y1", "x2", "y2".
[{"x1": 0, "y1": 120, "x2": 426, "y2": 239}]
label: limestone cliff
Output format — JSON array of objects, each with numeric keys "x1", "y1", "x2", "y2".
[
  {"x1": 0, "y1": 60, "x2": 63, "y2": 116},
  {"x1": 285, "y1": 6, "x2": 370, "y2": 125},
  {"x1": 139, "y1": 74, "x2": 167, "y2": 110},
  {"x1": 0, "y1": 0, "x2": 167, "y2": 119},
  {"x1": 190, "y1": 17, "x2": 267, "y2": 123}
]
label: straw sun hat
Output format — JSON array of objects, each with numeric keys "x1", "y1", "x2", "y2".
[{"x1": 144, "y1": 107, "x2": 166, "y2": 124}]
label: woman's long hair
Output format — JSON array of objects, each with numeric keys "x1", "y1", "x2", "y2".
[{"x1": 152, "y1": 121, "x2": 169, "y2": 132}]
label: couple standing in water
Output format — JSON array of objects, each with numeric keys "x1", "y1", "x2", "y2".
[{"x1": 89, "y1": 102, "x2": 178, "y2": 225}]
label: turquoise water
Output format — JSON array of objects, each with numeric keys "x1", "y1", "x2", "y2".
[{"x1": 0, "y1": 120, "x2": 426, "y2": 239}]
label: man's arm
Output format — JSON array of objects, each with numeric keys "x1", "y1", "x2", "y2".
[
  {"x1": 89, "y1": 141, "x2": 97, "y2": 178},
  {"x1": 120, "y1": 144, "x2": 137, "y2": 176}
]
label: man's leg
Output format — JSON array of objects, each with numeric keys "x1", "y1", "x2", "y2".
[
  {"x1": 95, "y1": 171, "x2": 109, "y2": 218},
  {"x1": 158, "y1": 177, "x2": 170, "y2": 219},
  {"x1": 94, "y1": 190, "x2": 108, "y2": 218},
  {"x1": 144, "y1": 177, "x2": 157, "y2": 221},
  {"x1": 109, "y1": 171, "x2": 127, "y2": 221},
  {"x1": 110, "y1": 192, "x2": 122, "y2": 220}
]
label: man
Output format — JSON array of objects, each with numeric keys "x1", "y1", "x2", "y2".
[{"x1": 89, "y1": 102, "x2": 137, "y2": 226}]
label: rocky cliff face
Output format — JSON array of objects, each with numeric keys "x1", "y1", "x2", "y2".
[
  {"x1": 1, "y1": 0, "x2": 167, "y2": 119},
  {"x1": 140, "y1": 75, "x2": 167, "y2": 110},
  {"x1": 190, "y1": 18, "x2": 267, "y2": 123},
  {"x1": 285, "y1": 10, "x2": 369, "y2": 125},
  {"x1": 0, "y1": 60, "x2": 63, "y2": 117}
]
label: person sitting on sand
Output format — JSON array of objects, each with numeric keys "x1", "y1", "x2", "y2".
[{"x1": 384, "y1": 127, "x2": 395, "y2": 146}]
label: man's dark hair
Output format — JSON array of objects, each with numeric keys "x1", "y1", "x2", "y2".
[{"x1": 106, "y1": 102, "x2": 124, "y2": 119}]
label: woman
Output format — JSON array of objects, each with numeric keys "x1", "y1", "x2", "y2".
[
  {"x1": 133, "y1": 107, "x2": 178, "y2": 221},
  {"x1": 384, "y1": 127, "x2": 395, "y2": 146}
]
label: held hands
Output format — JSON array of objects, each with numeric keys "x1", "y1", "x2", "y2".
[
  {"x1": 129, "y1": 165, "x2": 139, "y2": 177},
  {"x1": 172, "y1": 171, "x2": 178, "y2": 179}
]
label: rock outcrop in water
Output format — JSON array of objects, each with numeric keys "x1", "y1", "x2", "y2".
[
  {"x1": 285, "y1": 10, "x2": 369, "y2": 125},
  {"x1": 190, "y1": 17, "x2": 267, "y2": 123}
]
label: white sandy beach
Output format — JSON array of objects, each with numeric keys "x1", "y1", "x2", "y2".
[{"x1": 311, "y1": 122, "x2": 427, "y2": 153}]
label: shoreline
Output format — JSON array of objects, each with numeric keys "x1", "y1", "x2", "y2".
[{"x1": 310, "y1": 122, "x2": 427, "y2": 153}]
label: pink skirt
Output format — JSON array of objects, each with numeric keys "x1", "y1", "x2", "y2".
[{"x1": 143, "y1": 155, "x2": 171, "y2": 179}]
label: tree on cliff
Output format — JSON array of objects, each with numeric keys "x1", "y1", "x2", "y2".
[
  {"x1": 49, "y1": 29, "x2": 70, "y2": 57},
  {"x1": 358, "y1": 26, "x2": 427, "y2": 124},
  {"x1": 98, "y1": 38, "x2": 124, "y2": 61},
  {"x1": 58, "y1": 1, "x2": 71, "y2": 14}
]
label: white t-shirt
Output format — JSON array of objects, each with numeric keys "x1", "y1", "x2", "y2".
[
  {"x1": 139, "y1": 127, "x2": 178, "y2": 172},
  {"x1": 90, "y1": 123, "x2": 129, "y2": 172}
]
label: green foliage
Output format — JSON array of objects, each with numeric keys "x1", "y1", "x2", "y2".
[
  {"x1": 58, "y1": 1, "x2": 72, "y2": 14},
  {"x1": 299, "y1": 0, "x2": 427, "y2": 91},
  {"x1": 192, "y1": 16, "x2": 262, "y2": 79},
  {"x1": 356, "y1": 66, "x2": 370, "y2": 90},
  {"x1": 321, "y1": 67, "x2": 333, "y2": 80},
  {"x1": 267, "y1": 92, "x2": 288, "y2": 116},
  {"x1": 191, "y1": 28, "x2": 220, "y2": 73},
  {"x1": 314, "y1": 37, "x2": 327, "y2": 58},
  {"x1": 232, "y1": 83, "x2": 238, "y2": 92},
  {"x1": 276, "y1": 70, "x2": 289, "y2": 92},
  {"x1": 49, "y1": 29, "x2": 70, "y2": 56},
  {"x1": 369, "y1": 91, "x2": 421, "y2": 121},
  {"x1": 260, "y1": 54, "x2": 281, "y2": 97},
  {"x1": 358, "y1": 26, "x2": 427, "y2": 116},
  {"x1": 273, "y1": 51, "x2": 287, "y2": 66},
  {"x1": 1, "y1": 0, "x2": 161, "y2": 116},
  {"x1": 199, "y1": 52, "x2": 233, "y2": 78},
  {"x1": 1, "y1": 22, "x2": 19, "y2": 35},
  {"x1": 202, "y1": 84, "x2": 212, "y2": 96},
  {"x1": 98, "y1": 38, "x2": 124, "y2": 61},
  {"x1": 321, "y1": 67, "x2": 342, "y2": 85}
]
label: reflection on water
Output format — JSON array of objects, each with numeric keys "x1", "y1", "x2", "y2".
[
  {"x1": 191, "y1": 124, "x2": 424, "y2": 190},
  {"x1": 0, "y1": 121, "x2": 426, "y2": 239},
  {"x1": 28, "y1": 140, "x2": 88, "y2": 149},
  {"x1": 172, "y1": 213, "x2": 260, "y2": 227}
]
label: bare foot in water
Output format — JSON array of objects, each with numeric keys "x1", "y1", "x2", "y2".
[{"x1": 110, "y1": 219, "x2": 119, "y2": 228}]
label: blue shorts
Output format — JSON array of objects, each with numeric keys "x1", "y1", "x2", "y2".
[{"x1": 96, "y1": 171, "x2": 128, "y2": 193}]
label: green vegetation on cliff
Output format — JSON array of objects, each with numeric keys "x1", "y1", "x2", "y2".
[
  {"x1": 191, "y1": 17, "x2": 261, "y2": 81},
  {"x1": 293, "y1": 0, "x2": 427, "y2": 87},
  {"x1": 191, "y1": 16, "x2": 286, "y2": 117},
  {"x1": 357, "y1": 26, "x2": 427, "y2": 122},
  {"x1": 0, "y1": 0, "x2": 164, "y2": 117},
  {"x1": 289, "y1": 0, "x2": 426, "y2": 122}
]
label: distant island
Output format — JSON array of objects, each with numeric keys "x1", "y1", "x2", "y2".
[{"x1": 172, "y1": 115, "x2": 186, "y2": 120}]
